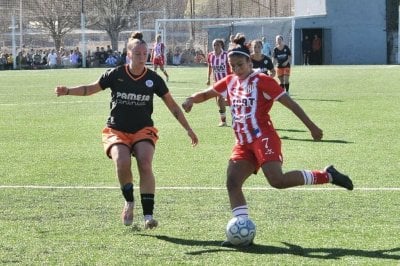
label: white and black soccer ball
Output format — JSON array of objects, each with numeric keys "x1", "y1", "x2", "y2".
[{"x1": 225, "y1": 216, "x2": 256, "y2": 246}]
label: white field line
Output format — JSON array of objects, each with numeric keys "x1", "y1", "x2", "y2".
[
  {"x1": 0, "y1": 185, "x2": 399, "y2": 191},
  {"x1": 0, "y1": 96, "x2": 189, "y2": 106}
]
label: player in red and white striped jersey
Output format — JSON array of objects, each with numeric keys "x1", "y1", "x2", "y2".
[
  {"x1": 183, "y1": 33, "x2": 353, "y2": 241},
  {"x1": 207, "y1": 39, "x2": 232, "y2": 127},
  {"x1": 151, "y1": 34, "x2": 169, "y2": 81}
]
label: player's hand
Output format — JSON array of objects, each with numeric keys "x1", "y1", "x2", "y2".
[
  {"x1": 55, "y1": 86, "x2": 68, "y2": 97},
  {"x1": 187, "y1": 128, "x2": 199, "y2": 147},
  {"x1": 310, "y1": 125, "x2": 323, "y2": 141},
  {"x1": 182, "y1": 97, "x2": 194, "y2": 113}
]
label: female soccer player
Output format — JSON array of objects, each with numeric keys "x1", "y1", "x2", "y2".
[
  {"x1": 272, "y1": 35, "x2": 291, "y2": 94},
  {"x1": 250, "y1": 39, "x2": 276, "y2": 77},
  {"x1": 151, "y1": 34, "x2": 169, "y2": 81},
  {"x1": 182, "y1": 33, "x2": 353, "y2": 245},
  {"x1": 206, "y1": 38, "x2": 232, "y2": 127},
  {"x1": 55, "y1": 31, "x2": 198, "y2": 229}
]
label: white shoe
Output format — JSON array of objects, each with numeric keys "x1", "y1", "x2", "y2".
[
  {"x1": 144, "y1": 219, "x2": 158, "y2": 229},
  {"x1": 218, "y1": 122, "x2": 228, "y2": 127},
  {"x1": 121, "y1": 201, "x2": 134, "y2": 226}
]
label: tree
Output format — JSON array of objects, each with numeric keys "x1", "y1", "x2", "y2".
[
  {"x1": 86, "y1": 0, "x2": 136, "y2": 52},
  {"x1": 29, "y1": 0, "x2": 81, "y2": 51}
]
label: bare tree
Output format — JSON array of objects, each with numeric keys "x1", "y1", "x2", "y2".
[
  {"x1": 29, "y1": 0, "x2": 81, "y2": 51},
  {"x1": 86, "y1": 0, "x2": 136, "y2": 52}
]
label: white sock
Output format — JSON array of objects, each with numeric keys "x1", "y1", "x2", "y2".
[
  {"x1": 144, "y1": 215, "x2": 153, "y2": 221},
  {"x1": 232, "y1": 205, "x2": 249, "y2": 218}
]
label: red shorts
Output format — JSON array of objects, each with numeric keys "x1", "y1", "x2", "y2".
[
  {"x1": 230, "y1": 130, "x2": 283, "y2": 172},
  {"x1": 152, "y1": 56, "x2": 165, "y2": 67},
  {"x1": 277, "y1": 67, "x2": 291, "y2": 76},
  {"x1": 102, "y1": 127, "x2": 159, "y2": 158}
]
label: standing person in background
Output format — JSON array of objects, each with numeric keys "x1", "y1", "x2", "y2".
[
  {"x1": 272, "y1": 35, "x2": 292, "y2": 94},
  {"x1": 261, "y1": 36, "x2": 272, "y2": 57},
  {"x1": 207, "y1": 38, "x2": 232, "y2": 127},
  {"x1": 54, "y1": 31, "x2": 198, "y2": 229},
  {"x1": 250, "y1": 39, "x2": 276, "y2": 77},
  {"x1": 182, "y1": 33, "x2": 353, "y2": 246},
  {"x1": 151, "y1": 34, "x2": 169, "y2": 81},
  {"x1": 312, "y1": 34, "x2": 322, "y2": 65},
  {"x1": 302, "y1": 35, "x2": 312, "y2": 65}
]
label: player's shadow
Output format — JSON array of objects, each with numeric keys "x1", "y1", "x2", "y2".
[
  {"x1": 139, "y1": 234, "x2": 400, "y2": 261},
  {"x1": 293, "y1": 98, "x2": 344, "y2": 102},
  {"x1": 275, "y1": 129, "x2": 353, "y2": 144},
  {"x1": 279, "y1": 136, "x2": 353, "y2": 144}
]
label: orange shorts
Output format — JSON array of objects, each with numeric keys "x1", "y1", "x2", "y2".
[
  {"x1": 230, "y1": 130, "x2": 283, "y2": 172},
  {"x1": 102, "y1": 127, "x2": 159, "y2": 158},
  {"x1": 277, "y1": 67, "x2": 291, "y2": 77}
]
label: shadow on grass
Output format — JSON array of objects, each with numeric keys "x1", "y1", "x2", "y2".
[
  {"x1": 293, "y1": 98, "x2": 344, "y2": 102},
  {"x1": 279, "y1": 136, "x2": 353, "y2": 144},
  {"x1": 139, "y1": 234, "x2": 400, "y2": 261}
]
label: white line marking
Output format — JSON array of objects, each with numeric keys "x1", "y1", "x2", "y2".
[{"x1": 0, "y1": 185, "x2": 399, "y2": 191}]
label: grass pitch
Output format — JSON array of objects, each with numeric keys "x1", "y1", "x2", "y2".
[{"x1": 0, "y1": 65, "x2": 399, "y2": 265}]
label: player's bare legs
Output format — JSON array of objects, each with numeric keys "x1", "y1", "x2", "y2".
[
  {"x1": 110, "y1": 144, "x2": 134, "y2": 226},
  {"x1": 159, "y1": 65, "x2": 169, "y2": 81},
  {"x1": 226, "y1": 159, "x2": 254, "y2": 213},
  {"x1": 262, "y1": 161, "x2": 304, "y2": 188},
  {"x1": 217, "y1": 95, "x2": 227, "y2": 126},
  {"x1": 133, "y1": 141, "x2": 158, "y2": 229}
]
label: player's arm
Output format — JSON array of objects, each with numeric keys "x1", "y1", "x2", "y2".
[
  {"x1": 161, "y1": 92, "x2": 199, "y2": 146},
  {"x1": 278, "y1": 94, "x2": 323, "y2": 141},
  {"x1": 182, "y1": 88, "x2": 219, "y2": 113},
  {"x1": 55, "y1": 82, "x2": 102, "y2": 97}
]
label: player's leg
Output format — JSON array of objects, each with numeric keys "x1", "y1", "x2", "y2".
[
  {"x1": 226, "y1": 159, "x2": 254, "y2": 217},
  {"x1": 217, "y1": 95, "x2": 227, "y2": 127},
  {"x1": 133, "y1": 140, "x2": 158, "y2": 229},
  {"x1": 283, "y1": 69, "x2": 290, "y2": 94},
  {"x1": 109, "y1": 144, "x2": 135, "y2": 226},
  {"x1": 160, "y1": 65, "x2": 169, "y2": 81},
  {"x1": 262, "y1": 162, "x2": 353, "y2": 190}
]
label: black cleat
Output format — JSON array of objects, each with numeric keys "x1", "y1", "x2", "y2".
[{"x1": 325, "y1": 165, "x2": 354, "y2": 190}]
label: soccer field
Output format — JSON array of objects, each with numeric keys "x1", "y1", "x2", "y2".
[{"x1": 0, "y1": 66, "x2": 399, "y2": 265}]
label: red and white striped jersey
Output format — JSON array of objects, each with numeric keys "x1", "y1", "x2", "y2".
[
  {"x1": 153, "y1": 42, "x2": 164, "y2": 58},
  {"x1": 213, "y1": 72, "x2": 285, "y2": 145},
  {"x1": 207, "y1": 51, "x2": 231, "y2": 81}
]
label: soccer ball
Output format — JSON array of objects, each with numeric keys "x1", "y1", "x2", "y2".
[{"x1": 225, "y1": 216, "x2": 256, "y2": 246}]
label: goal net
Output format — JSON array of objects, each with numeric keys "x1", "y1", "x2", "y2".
[{"x1": 155, "y1": 17, "x2": 294, "y2": 64}]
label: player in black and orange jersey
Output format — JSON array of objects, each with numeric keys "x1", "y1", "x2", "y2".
[
  {"x1": 55, "y1": 31, "x2": 198, "y2": 229},
  {"x1": 272, "y1": 35, "x2": 292, "y2": 94}
]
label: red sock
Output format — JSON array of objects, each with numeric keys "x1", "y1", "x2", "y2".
[{"x1": 312, "y1": 170, "x2": 330, "y2": 184}]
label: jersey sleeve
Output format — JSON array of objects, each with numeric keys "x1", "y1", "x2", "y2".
[
  {"x1": 98, "y1": 68, "x2": 116, "y2": 90},
  {"x1": 259, "y1": 74, "x2": 285, "y2": 100},
  {"x1": 212, "y1": 76, "x2": 229, "y2": 93},
  {"x1": 153, "y1": 74, "x2": 169, "y2": 98}
]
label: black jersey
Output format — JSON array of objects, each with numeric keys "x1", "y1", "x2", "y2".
[
  {"x1": 251, "y1": 55, "x2": 274, "y2": 75},
  {"x1": 99, "y1": 65, "x2": 169, "y2": 133},
  {"x1": 273, "y1": 45, "x2": 291, "y2": 68}
]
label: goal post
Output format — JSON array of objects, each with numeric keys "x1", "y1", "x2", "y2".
[{"x1": 155, "y1": 17, "x2": 295, "y2": 65}]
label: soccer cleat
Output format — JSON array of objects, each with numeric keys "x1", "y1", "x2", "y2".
[
  {"x1": 325, "y1": 165, "x2": 354, "y2": 190},
  {"x1": 218, "y1": 122, "x2": 228, "y2": 127},
  {"x1": 144, "y1": 219, "x2": 158, "y2": 229},
  {"x1": 122, "y1": 201, "x2": 134, "y2": 226}
]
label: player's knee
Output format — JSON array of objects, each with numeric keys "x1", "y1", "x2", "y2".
[{"x1": 267, "y1": 175, "x2": 286, "y2": 189}]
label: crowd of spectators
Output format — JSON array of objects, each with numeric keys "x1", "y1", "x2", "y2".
[{"x1": 0, "y1": 44, "x2": 207, "y2": 70}]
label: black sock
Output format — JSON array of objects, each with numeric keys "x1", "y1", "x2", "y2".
[
  {"x1": 121, "y1": 183, "x2": 134, "y2": 202},
  {"x1": 285, "y1": 83, "x2": 290, "y2": 93},
  {"x1": 141, "y1": 194, "x2": 155, "y2": 216}
]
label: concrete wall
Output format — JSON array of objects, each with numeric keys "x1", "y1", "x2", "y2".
[{"x1": 295, "y1": 0, "x2": 387, "y2": 64}]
